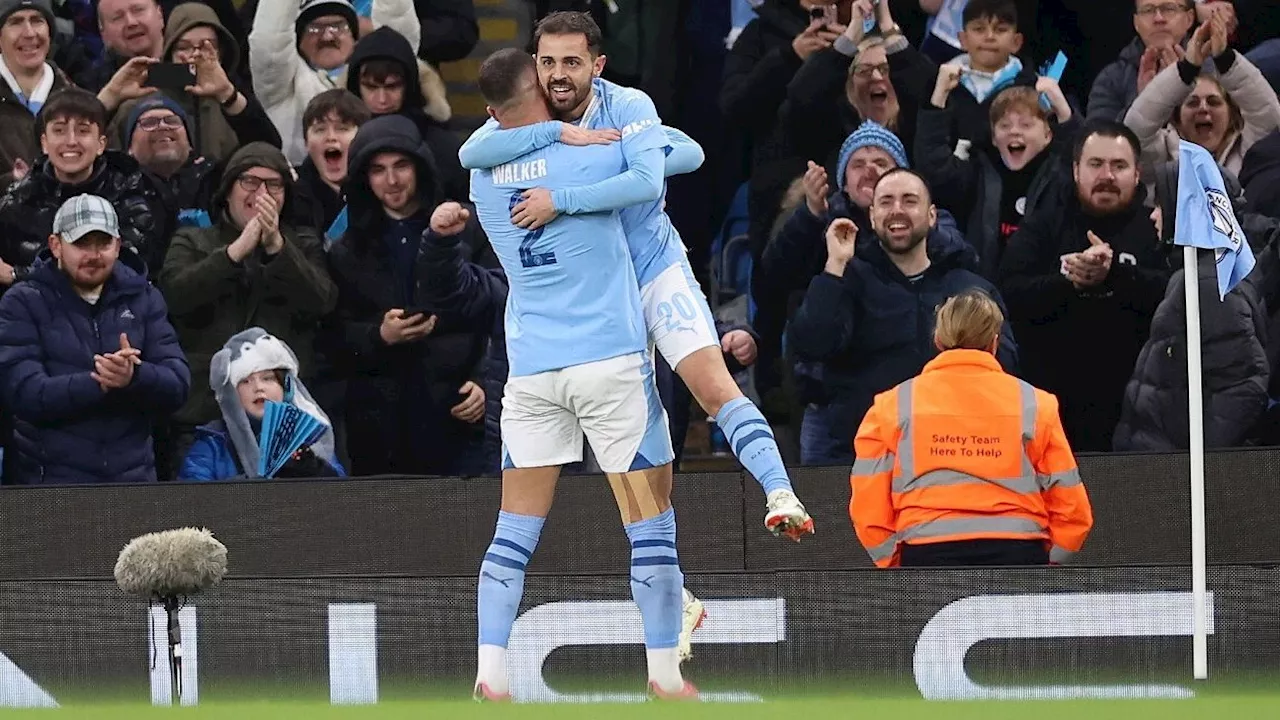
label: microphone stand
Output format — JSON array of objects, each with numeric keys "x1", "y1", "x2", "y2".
[{"x1": 161, "y1": 595, "x2": 183, "y2": 705}]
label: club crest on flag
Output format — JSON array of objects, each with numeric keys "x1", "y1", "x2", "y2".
[
  {"x1": 1205, "y1": 188, "x2": 1243, "y2": 262},
  {"x1": 1173, "y1": 141, "x2": 1255, "y2": 300}
]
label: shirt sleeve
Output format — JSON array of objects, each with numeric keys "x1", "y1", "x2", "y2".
[{"x1": 458, "y1": 119, "x2": 562, "y2": 170}]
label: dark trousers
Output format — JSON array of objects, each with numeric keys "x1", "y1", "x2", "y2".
[{"x1": 899, "y1": 539, "x2": 1050, "y2": 567}]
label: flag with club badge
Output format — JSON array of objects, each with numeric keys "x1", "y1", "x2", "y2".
[{"x1": 1174, "y1": 140, "x2": 1255, "y2": 300}]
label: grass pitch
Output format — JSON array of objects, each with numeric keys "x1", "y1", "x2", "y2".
[{"x1": 2, "y1": 697, "x2": 1280, "y2": 720}]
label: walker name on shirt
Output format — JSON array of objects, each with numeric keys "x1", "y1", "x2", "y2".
[
  {"x1": 930, "y1": 433, "x2": 1004, "y2": 459},
  {"x1": 492, "y1": 158, "x2": 549, "y2": 186},
  {"x1": 621, "y1": 119, "x2": 657, "y2": 138}
]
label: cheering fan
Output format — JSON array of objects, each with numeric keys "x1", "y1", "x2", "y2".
[{"x1": 258, "y1": 400, "x2": 328, "y2": 477}]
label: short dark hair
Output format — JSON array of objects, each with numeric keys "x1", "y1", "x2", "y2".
[
  {"x1": 1072, "y1": 119, "x2": 1142, "y2": 164},
  {"x1": 963, "y1": 0, "x2": 1018, "y2": 27},
  {"x1": 36, "y1": 88, "x2": 107, "y2": 139},
  {"x1": 478, "y1": 48, "x2": 537, "y2": 108},
  {"x1": 357, "y1": 59, "x2": 406, "y2": 86},
  {"x1": 874, "y1": 167, "x2": 934, "y2": 204},
  {"x1": 303, "y1": 89, "x2": 372, "y2": 134},
  {"x1": 533, "y1": 11, "x2": 603, "y2": 56}
]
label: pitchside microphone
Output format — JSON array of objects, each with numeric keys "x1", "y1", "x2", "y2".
[{"x1": 115, "y1": 528, "x2": 228, "y2": 705}]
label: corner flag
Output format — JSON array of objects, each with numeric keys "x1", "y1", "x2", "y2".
[{"x1": 1174, "y1": 140, "x2": 1255, "y2": 300}]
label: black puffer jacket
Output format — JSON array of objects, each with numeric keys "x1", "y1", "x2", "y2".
[
  {"x1": 0, "y1": 150, "x2": 169, "y2": 282},
  {"x1": 1240, "y1": 131, "x2": 1280, "y2": 220},
  {"x1": 326, "y1": 115, "x2": 491, "y2": 476},
  {"x1": 1116, "y1": 162, "x2": 1280, "y2": 450}
]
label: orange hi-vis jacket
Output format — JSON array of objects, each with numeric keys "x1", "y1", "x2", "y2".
[{"x1": 849, "y1": 349, "x2": 1094, "y2": 568}]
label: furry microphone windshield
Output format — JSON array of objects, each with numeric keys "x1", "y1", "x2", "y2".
[{"x1": 114, "y1": 527, "x2": 229, "y2": 599}]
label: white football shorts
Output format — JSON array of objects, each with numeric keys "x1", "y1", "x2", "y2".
[
  {"x1": 501, "y1": 351, "x2": 674, "y2": 473},
  {"x1": 641, "y1": 259, "x2": 719, "y2": 370}
]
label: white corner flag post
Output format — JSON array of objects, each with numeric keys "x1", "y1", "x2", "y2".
[
  {"x1": 1181, "y1": 244, "x2": 1209, "y2": 681},
  {"x1": 1172, "y1": 139, "x2": 1253, "y2": 683}
]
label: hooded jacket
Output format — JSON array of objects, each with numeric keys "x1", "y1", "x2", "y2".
[
  {"x1": 0, "y1": 249, "x2": 190, "y2": 485},
  {"x1": 998, "y1": 184, "x2": 1173, "y2": 452},
  {"x1": 342, "y1": 26, "x2": 467, "y2": 201},
  {"x1": 0, "y1": 150, "x2": 168, "y2": 283},
  {"x1": 180, "y1": 328, "x2": 345, "y2": 480},
  {"x1": 787, "y1": 228, "x2": 1020, "y2": 452},
  {"x1": 159, "y1": 142, "x2": 338, "y2": 429},
  {"x1": 248, "y1": 0, "x2": 421, "y2": 165},
  {"x1": 326, "y1": 114, "x2": 492, "y2": 476},
  {"x1": 1114, "y1": 162, "x2": 1278, "y2": 451}
]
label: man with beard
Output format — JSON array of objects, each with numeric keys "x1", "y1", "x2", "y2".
[
  {"x1": 0, "y1": 194, "x2": 190, "y2": 485},
  {"x1": 998, "y1": 119, "x2": 1172, "y2": 452},
  {"x1": 0, "y1": 88, "x2": 167, "y2": 288},
  {"x1": 758, "y1": 120, "x2": 964, "y2": 464},
  {"x1": 460, "y1": 11, "x2": 814, "y2": 543},
  {"x1": 787, "y1": 168, "x2": 1018, "y2": 464}
]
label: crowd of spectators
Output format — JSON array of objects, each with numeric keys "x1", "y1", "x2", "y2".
[{"x1": 0, "y1": 0, "x2": 1276, "y2": 484}]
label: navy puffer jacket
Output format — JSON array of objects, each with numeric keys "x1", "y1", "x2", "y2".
[
  {"x1": 787, "y1": 229, "x2": 1020, "y2": 449},
  {"x1": 0, "y1": 251, "x2": 190, "y2": 485}
]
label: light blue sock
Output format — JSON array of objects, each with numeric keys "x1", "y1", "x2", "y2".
[
  {"x1": 624, "y1": 508, "x2": 683, "y2": 649},
  {"x1": 477, "y1": 511, "x2": 545, "y2": 647},
  {"x1": 716, "y1": 396, "x2": 793, "y2": 495}
]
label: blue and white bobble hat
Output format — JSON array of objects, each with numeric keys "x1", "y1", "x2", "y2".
[{"x1": 836, "y1": 121, "x2": 910, "y2": 191}]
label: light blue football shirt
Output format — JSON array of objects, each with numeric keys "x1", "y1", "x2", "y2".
[
  {"x1": 458, "y1": 79, "x2": 705, "y2": 288},
  {"x1": 469, "y1": 141, "x2": 646, "y2": 377}
]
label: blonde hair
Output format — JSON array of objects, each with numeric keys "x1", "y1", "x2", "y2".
[{"x1": 934, "y1": 290, "x2": 1004, "y2": 352}]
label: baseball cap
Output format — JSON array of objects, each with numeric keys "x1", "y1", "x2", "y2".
[{"x1": 52, "y1": 195, "x2": 120, "y2": 244}]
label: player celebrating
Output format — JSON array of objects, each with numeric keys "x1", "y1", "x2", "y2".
[
  {"x1": 458, "y1": 12, "x2": 813, "y2": 543},
  {"x1": 467, "y1": 48, "x2": 696, "y2": 702}
]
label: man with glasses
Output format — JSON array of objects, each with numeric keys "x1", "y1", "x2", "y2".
[
  {"x1": 249, "y1": 0, "x2": 423, "y2": 165},
  {"x1": 158, "y1": 141, "x2": 337, "y2": 477},
  {"x1": 0, "y1": 87, "x2": 167, "y2": 290},
  {"x1": 122, "y1": 90, "x2": 279, "y2": 234},
  {"x1": 1087, "y1": 0, "x2": 1198, "y2": 122}
]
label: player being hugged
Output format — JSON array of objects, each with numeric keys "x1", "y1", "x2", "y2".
[{"x1": 464, "y1": 47, "x2": 696, "y2": 702}]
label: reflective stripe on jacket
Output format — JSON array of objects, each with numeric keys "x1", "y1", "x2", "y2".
[{"x1": 849, "y1": 349, "x2": 1093, "y2": 568}]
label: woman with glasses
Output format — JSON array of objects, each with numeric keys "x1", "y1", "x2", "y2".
[{"x1": 1125, "y1": 8, "x2": 1280, "y2": 180}]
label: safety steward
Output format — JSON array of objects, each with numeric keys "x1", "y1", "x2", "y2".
[{"x1": 849, "y1": 289, "x2": 1093, "y2": 567}]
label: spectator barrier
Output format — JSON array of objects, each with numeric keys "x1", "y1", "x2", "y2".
[
  {"x1": 2, "y1": 447, "x2": 1279, "y2": 581},
  {"x1": 0, "y1": 566, "x2": 1275, "y2": 705}
]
